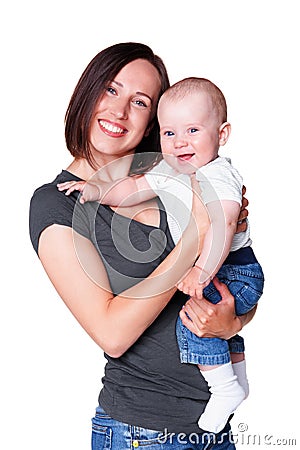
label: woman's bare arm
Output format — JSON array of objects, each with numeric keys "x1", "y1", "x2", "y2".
[{"x1": 38, "y1": 177, "x2": 209, "y2": 357}]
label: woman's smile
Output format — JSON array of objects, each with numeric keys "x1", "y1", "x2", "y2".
[{"x1": 98, "y1": 119, "x2": 128, "y2": 137}]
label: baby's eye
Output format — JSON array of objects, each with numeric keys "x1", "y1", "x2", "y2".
[
  {"x1": 189, "y1": 128, "x2": 199, "y2": 134},
  {"x1": 164, "y1": 130, "x2": 175, "y2": 137}
]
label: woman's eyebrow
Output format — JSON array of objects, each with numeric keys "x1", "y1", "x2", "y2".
[
  {"x1": 112, "y1": 80, "x2": 153, "y2": 103},
  {"x1": 136, "y1": 91, "x2": 153, "y2": 103}
]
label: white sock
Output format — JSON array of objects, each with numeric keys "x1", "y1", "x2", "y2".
[
  {"x1": 198, "y1": 362, "x2": 245, "y2": 434},
  {"x1": 232, "y1": 360, "x2": 249, "y2": 399}
]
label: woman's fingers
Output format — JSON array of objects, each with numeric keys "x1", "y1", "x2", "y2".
[
  {"x1": 179, "y1": 308, "x2": 201, "y2": 335},
  {"x1": 180, "y1": 277, "x2": 238, "y2": 339},
  {"x1": 237, "y1": 184, "x2": 249, "y2": 232}
]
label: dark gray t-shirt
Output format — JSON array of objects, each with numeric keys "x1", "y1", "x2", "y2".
[{"x1": 29, "y1": 170, "x2": 210, "y2": 433}]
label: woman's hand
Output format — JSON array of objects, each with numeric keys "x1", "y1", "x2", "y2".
[
  {"x1": 179, "y1": 277, "x2": 242, "y2": 340},
  {"x1": 236, "y1": 185, "x2": 249, "y2": 233}
]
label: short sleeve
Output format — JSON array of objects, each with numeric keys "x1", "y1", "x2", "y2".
[
  {"x1": 29, "y1": 182, "x2": 90, "y2": 255},
  {"x1": 196, "y1": 157, "x2": 243, "y2": 205}
]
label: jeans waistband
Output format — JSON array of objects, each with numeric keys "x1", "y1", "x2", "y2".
[{"x1": 224, "y1": 246, "x2": 258, "y2": 265}]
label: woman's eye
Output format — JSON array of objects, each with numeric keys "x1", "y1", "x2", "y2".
[
  {"x1": 134, "y1": 99, "x2": 147, "y2": 108},
  {"x1": 107, "y1": 86, "x2": 117, "y2": 95}
]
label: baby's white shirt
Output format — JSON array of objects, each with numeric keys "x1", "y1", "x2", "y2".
[{"x1": 144, "y1": 156, "x2": 251, "y2": 251}]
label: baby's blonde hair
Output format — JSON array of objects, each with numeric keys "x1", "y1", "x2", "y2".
[{"x1": 161, "y1": 77, "x2": 227, "y2": 125}]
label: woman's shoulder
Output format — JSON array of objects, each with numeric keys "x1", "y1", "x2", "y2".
[
  {"x1": 29, "y1": 171, "x2": 81, "y2": 254},
  {"x1": 30, "y1": 171, "x2": 78, "y2": 222},
  {"x1": 31, "y1": 170, "x2": 81, "y2": 203},
  {"x1": 31, "y1": 171, "x2": 60, "y2": 198}
]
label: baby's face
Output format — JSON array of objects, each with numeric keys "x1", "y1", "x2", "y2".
[{"x1": 158, "y1": 92, "x2": 221, "y2": 174}]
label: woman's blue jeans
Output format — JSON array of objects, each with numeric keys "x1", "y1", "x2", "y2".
[{"x1": 91, "y1": 405, "x2": 236, "y2": 449}]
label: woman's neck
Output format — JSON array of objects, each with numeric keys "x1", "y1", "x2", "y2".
[{"x1": 66, "y1": 154, "x2": 135, "y2": 182}]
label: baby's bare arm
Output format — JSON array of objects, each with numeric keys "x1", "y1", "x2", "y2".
[
  {"x1": 177, "y1": 199, "x2": 240, "y2": 296},
  {"x1": 57, "y1": 175, "x2": 155, "y2": 205},
  {"x1": 57, "y1": 180, "x2": 101, "y2": 204}
]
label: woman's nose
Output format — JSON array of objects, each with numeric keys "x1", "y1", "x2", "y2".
[{"x1": 110, "y1": 98, "x2": 128, "y2": 120}]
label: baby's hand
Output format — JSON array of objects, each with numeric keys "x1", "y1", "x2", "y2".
[
  {"x1": 176, "y1": 266, "x2": 211, "y2": 298},
  {"x1": 57, "y1": 180, "x2": 101, "y2": 204}
]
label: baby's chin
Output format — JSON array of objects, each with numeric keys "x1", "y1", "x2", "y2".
[
  {"x1": 164, "y1": 155, "x2": 199, "y2": 175},
  {"x1": 177, "y1": 164, "x2": 198, "y2": 175}
]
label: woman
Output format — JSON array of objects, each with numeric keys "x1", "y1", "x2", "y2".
[{"x1": 29, "y1": 42, "x2": 253, "y2": 449}]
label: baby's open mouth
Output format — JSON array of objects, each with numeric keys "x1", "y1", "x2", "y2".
[{"x1": 177, "y1": 153, "x2": 195, "y2": 161}]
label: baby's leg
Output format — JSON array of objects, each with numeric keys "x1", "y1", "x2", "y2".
[
  {"x1": 198, "y1": 362, "x2": 245, "y2": 434},
  {"x1": 231, "y1": 352, "x2": 249, "y2": 399},
  {"x1": 176, "y1": 316, "x2": 246, "y2": 434},
  {"x1": 229, "y1": 333, "x2": 249, "y2": 399}
]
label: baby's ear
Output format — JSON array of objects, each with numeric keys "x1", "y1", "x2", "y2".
[{"x1": 219, "y1": 122, "x2": 231, "y2": 146}]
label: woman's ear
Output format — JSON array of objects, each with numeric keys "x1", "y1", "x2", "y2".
[{"x1": 219, "y1": 122, "x2": 231, "y2": 146}]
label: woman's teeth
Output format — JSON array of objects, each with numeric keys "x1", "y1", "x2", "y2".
[{"x1": 99, "y1": 120, "x2": 125, "y2": 134}]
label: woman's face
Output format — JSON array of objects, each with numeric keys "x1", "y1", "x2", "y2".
[{"x1": 89, "y1": 59, "x2": 161, "y2": 160}]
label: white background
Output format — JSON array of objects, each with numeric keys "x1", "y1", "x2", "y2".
[{"x1": 1, "y1": 1, "x2": 299, "y2": 448}]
